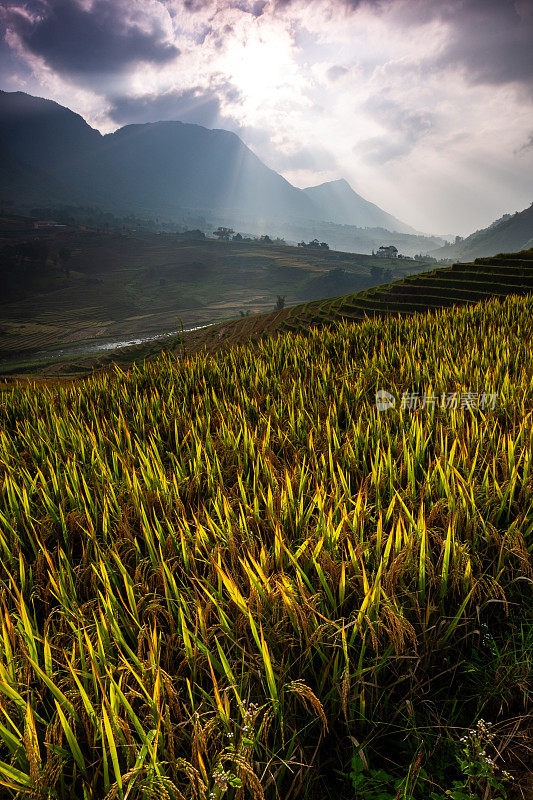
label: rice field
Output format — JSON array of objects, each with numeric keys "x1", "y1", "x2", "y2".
[
  {"x1": 0, "y1": 292, "x2": 531, "y2": 798},
  {"x1": 281, "y1": 249, "x2": 533, "y2": 335}
]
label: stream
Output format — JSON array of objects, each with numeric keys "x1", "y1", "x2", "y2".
[{"x1": 1, "y1": 321, "x2": 217, "y2": 367}]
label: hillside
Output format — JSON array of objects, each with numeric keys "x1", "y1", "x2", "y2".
[
  {"x1": 0, "y1": 136, "x2": 70, "y2": 206},
  {"x1": 0, "y1": 220, "x2": 438, "y2": 372},
  {"x1": 279, "y1": 247, "x2": 533, "y2": 333},
  {"x1": 0, "y1": 90, "x2": 101, "y2": 170},
  {"x1": 303, "y1": 178, "x2": 419, "y2": 234},
  {"x1": 0, "y1": 291, "x2": 531, "y2": 798},
  {"x1": 119, "y1": 244, "x2": 533, "y2": 370},
  {"x1": 171, "y1": 246, "x2": 533, "y2": 362},
  {"x1": 4, "y1": 245, "x2": 532, "y2": 379},
  {"x1": 144, "y1": 246, "x2": 533, "y2": 360},
  {"x1": 0, "y1": 91, "x2": 430, "y2": 245},
  {"x1": 431, "y1": 202, "x2": 533, "y2": 261}
]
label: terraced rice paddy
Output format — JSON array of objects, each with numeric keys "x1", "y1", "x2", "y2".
[
  {"x1": 280, "y1": 249, "x2": 533, "y2": 333},
  {"x1": 0, "y1": 288, "x2": 531, "y2": 798}
]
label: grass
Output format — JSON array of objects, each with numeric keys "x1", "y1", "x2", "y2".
[{"x1": 0, "y1": 290, "x2": 531, "y2": 798}]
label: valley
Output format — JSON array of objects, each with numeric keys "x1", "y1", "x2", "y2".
[{"x1": 0, "y1": 217, "x2": 433, "y2": 373}]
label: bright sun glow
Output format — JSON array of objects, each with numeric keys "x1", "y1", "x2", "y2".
[{"x1": 220, "y1": 25, "x2": 303, "y2": 116}]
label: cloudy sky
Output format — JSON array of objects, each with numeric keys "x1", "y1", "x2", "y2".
[{"x1": 1, "y1": 0, "x2": 532, "y2": 235}]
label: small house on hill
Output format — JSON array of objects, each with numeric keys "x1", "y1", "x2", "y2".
[{"x1": 376, "y1": 245, "x2": 398, "y2": 258}]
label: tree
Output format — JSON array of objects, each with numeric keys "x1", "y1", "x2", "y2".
[
  {"x1": 275, "y1": 295, "x2": 286, "y2": 311},
  {"x1": 259, "y1": 235, "x2": 271, "y2": 243},
  {"x1": 298, "y1": 238, "x2": 329, "y2": 249},
  {"x1": 213, "y1": 227, "x2": 234, "y2": 241},
  {"x1": 232, "y1": 233, "x2": 243, "y2": 241}
]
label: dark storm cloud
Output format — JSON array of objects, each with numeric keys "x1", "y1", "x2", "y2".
[
  {"x1": 2, "y1": 0, "x2": 179, "y2": 77},
  {"x1": 317, "y1": 0, "x2": 533, "y2": 91},
  {"x1": 343, "y1": 0, "x2": 533, "y2": 90},
  {"x1": 428, "y1": 0, "x2": 533, "y2": 90}
]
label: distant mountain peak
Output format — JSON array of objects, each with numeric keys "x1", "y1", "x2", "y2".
[
  {"x1": 303, "y1": 177, "x2": 418, "y2": 234},
  {"x1": 305, "y1": 178, "x2": 351, "y2": 191}
]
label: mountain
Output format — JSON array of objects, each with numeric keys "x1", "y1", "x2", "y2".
[
  {"x1": 0, "y1": 91, "x2": 108, "y2": 207},
  {"x1": 303, "y1": 178, "x2": 418, "y2": 234},
  {"x1": 89, "y1": 121, "x2": 320, "y2": 220},
  {"x1": 0, "y1": 135, "x2": 70, "y2": 206},
  {"x1": 431, "y1": 203, "x2": 533, "y2": 261},
  {"x1": 0, "y1": 90, "x2": 421, "y2": 240},
  {"x1": 0, "y1": 90, "x2": 101, "y2": 170},
  {"x1": 0, "y1": 90, "x2": 318, "y2": 221}
]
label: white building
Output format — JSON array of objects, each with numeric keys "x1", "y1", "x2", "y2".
[{"x1": 376, "y1": 245, "x2": 398, "y2": 258}]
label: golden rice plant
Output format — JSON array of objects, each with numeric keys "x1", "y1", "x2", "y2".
[{"x1": 0, "y1": 293, "x2": 531, "y2": 798}]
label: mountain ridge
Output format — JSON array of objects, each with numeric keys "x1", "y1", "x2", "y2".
[
  {"x1": 0, "y1": 89, "x2": 422, "y2": 238},
  {"x1": 431, "y1": 202, "x2": 533, "y2": 261},
  {"x1": 303, "y1": 178, "x2": 419, "y2": 234}
]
